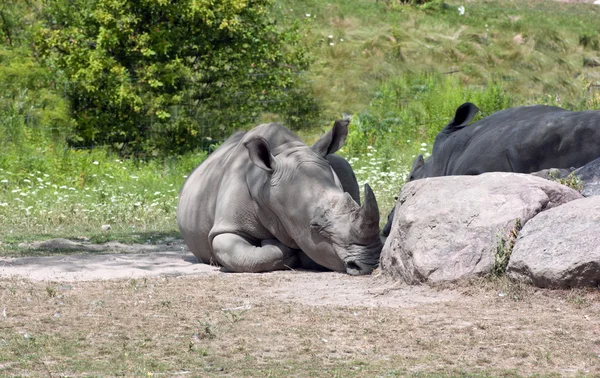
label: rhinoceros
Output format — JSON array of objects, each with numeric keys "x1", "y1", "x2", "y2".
[
  {"x1": 382, "y1": 102, "x2": 600, "y2": 236},
  {"x1": 177, "y1": 120, "x2": 382, "y2": 275},
  {"x1": 410, "y1": 102, "x2": 600, "y2": 180}
]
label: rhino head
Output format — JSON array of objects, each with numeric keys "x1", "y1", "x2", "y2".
[{"x1": 243, "y1": 120, "x2": 382, "y2": 275}]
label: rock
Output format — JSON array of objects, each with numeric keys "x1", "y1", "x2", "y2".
[
  {"x1": 584, "y1": 57, "x2": 600, "y2": 67},
  {"x1": 508, "y1": 196, "x2": 600, "y2": 288},
  {"x1": 573, "y1": 156, "x2": 600, "y2": 197},
  {"x1": 101, "y1": 224, "x2": 111, "y2": 231},
  {"x1": 380, "y1": 173, "x2": 582, "y2": 284},
  {"x1": 513, "y1": 34, "x2": 524, "y2": 45}
]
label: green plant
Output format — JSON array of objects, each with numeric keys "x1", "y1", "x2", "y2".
[
  {"x1": 493, "y1": 218, "x2": 521, "y2": 277},
  {"x1": 551, "y1": 172, "x2": 584, "y2": 192},
  {"x1": 46, "y1": 285, "x2": 57, "y2": 298},
  {"x1": 36, "y1": 0, "x2": 317, "y2": 157},
  {"x1": 198, "y1": 321, "x2": 217, "y2": 340}
]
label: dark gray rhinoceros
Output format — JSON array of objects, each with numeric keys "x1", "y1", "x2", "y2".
[
  {"x1": 410, "y1": 102, "x2": 600, "y2": 180},
  {"x1": 382, "y1": 102, "x2": 600, "y2": 236},
  {"x1": 177, "y1": 120, "x2": 382, "y2": 275}
]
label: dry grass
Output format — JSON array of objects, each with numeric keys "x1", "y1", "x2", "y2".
[{"x1": 1, "y1": 272, "x2": 599, "y2": 376}]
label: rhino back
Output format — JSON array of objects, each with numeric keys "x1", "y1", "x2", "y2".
[{"x1": 438, "y1": 106, "x2": 599, "y2": 175}]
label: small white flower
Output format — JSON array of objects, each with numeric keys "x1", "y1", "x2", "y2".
[
  {"x1": 305, "y1": 13, "x2": 311, "y2": 17},
  {"x1": 328, "y1": 35, "x2": 333, "y2": 38},
  {"x1": 93, "y1": 161, "x2": 99, "y2": 165},
  {"x1": 154, "y1": 191, "x2": 161, "y2": 195},
  {"x1": 406, "y1": 140, "x2": 411, "y2": 143},
  {"x1": 367, "y1": 146, "x2": 373, "y2": 149},
  {"x1": 329, "y1": 42, "x2": 334, "y2": 46},
  {"x1": 421, "y1": 142, "x2": 427, "y2": 146},
  {"x1": 68, "y1": 187, "x2": 75, "y2": 191},
  {"x1": 0, "y1": 203, "x2": 7, "y2": 207},
  {"x1": 420, "y1": 147, "x2": 427, "y2": 152},
  {"x1": 1, "y1": 179, "x2": 7, "y2": 183},
  {"x1": 340, "y1": 38, "x2": 344, "y2": 42},
  {"x1": 23, "y1": 179, "x2": 31, "y2": 183},
  {"x1": 458, "y1": 5, "x2": 465, "y2": 16}
]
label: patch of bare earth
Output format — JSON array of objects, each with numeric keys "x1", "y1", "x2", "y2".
[{"x1": 0, "y1": 254, "x2": 599, "y2": 376}]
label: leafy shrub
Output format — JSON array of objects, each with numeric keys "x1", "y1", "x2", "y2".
[{"x1": 36, "y1": 0, "x2": 317, "y2": 157}]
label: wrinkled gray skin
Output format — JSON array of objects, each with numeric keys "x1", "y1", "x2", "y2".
[
  {"x1": 177, "y1": 121, "x2": 382, "y2": 275},
  {"x1": 382, "y1": 103, "x2": 600, "y2": 236}
]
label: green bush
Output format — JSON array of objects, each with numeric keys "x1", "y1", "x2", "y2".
[{"x1": 36, "y1": 0, "x2": 318, "y2": 157}]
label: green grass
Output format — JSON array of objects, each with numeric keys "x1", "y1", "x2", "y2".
[{"x1": 275, "y1": 0, "x2": 600, "y2": 120}]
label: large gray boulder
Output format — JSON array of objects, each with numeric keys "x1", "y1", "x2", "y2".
[
  {"x1": 507, "y1": 196, "x2": 600, "y2": 288},
  {"x1": 380, "y1": 172, "x2": 582, "y2": 284}
]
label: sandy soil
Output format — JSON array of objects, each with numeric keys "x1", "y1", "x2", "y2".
[
  {"x1": 1, "y1": 242, "x2": 599, "y2": 376},
  {"x1": 0, "y1": 240, "x2": 456, "y2": 308}
]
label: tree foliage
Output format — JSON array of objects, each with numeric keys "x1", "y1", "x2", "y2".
[{"x1": 36, "y1": 0, "x2": 317, "y2": 156}]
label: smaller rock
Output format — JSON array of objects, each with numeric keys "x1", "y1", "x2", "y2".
[
  {"x1": 101, "y1": 224, "x2": 111, "y2": 231},
  {"x1": 584, "y1": 57, "x2": 600, "y2": 67},
  {"x1": 508, "y1": 196, "x2": 600, "y2": 288},
  {"x1": 513, "y1": 34, "x2": 524, "y2": 45}
]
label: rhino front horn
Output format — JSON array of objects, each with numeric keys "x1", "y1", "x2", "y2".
[{"x1": 357, "y1": 184, "x2": 380, "y2": 235}]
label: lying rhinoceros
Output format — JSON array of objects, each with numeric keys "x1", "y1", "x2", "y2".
[
  {"x1": 409, "y1": 102, "x2": 600, "y2": 180},
  {"x1": 177, "y1": 120, "x2": 382, "y2": 275}
]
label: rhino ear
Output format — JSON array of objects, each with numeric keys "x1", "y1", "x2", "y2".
[
  {"x1": 311, "y1": 119, "x2": 349, "y2": 156},
  {"x1": 244, "y1": 137, "x2": 275, "y2": 173},
  {"x1": 443, "y1": 102, "x2": 479, "y2": 133},
  {"x1": 409, "y1": 154, "x2": 425, "y2": 181}
]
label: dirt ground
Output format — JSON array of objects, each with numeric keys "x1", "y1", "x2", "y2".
[{"x1": 1, "y1": 243, "x2": 599, "y2": 377}]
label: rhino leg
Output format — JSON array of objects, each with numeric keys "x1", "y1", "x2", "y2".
[{"x1": 212, "y1": 234, "x2": 298, "y2": 273}]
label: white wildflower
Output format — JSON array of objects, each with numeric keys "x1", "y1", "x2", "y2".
[
  {"x1": 305, "y1": 13, "x2": 310, "y2": 17},
  {"x1": 23, "y1": 179, "x2": 31, "y2": 183},
  {"x1": 458, "y1": 5, "x2": 465, "y2": 16},
  {"x1": 93, "y1": 161, "x2": 99, "y2": 165}
]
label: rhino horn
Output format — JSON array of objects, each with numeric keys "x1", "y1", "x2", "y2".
[{"x1": 354, "y1": 184, "x2": 380, "y2": 237}]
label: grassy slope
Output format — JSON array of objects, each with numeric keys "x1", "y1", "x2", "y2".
[{"x1": 279, "y1": 0, "x2": 600, "y2": 120}]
